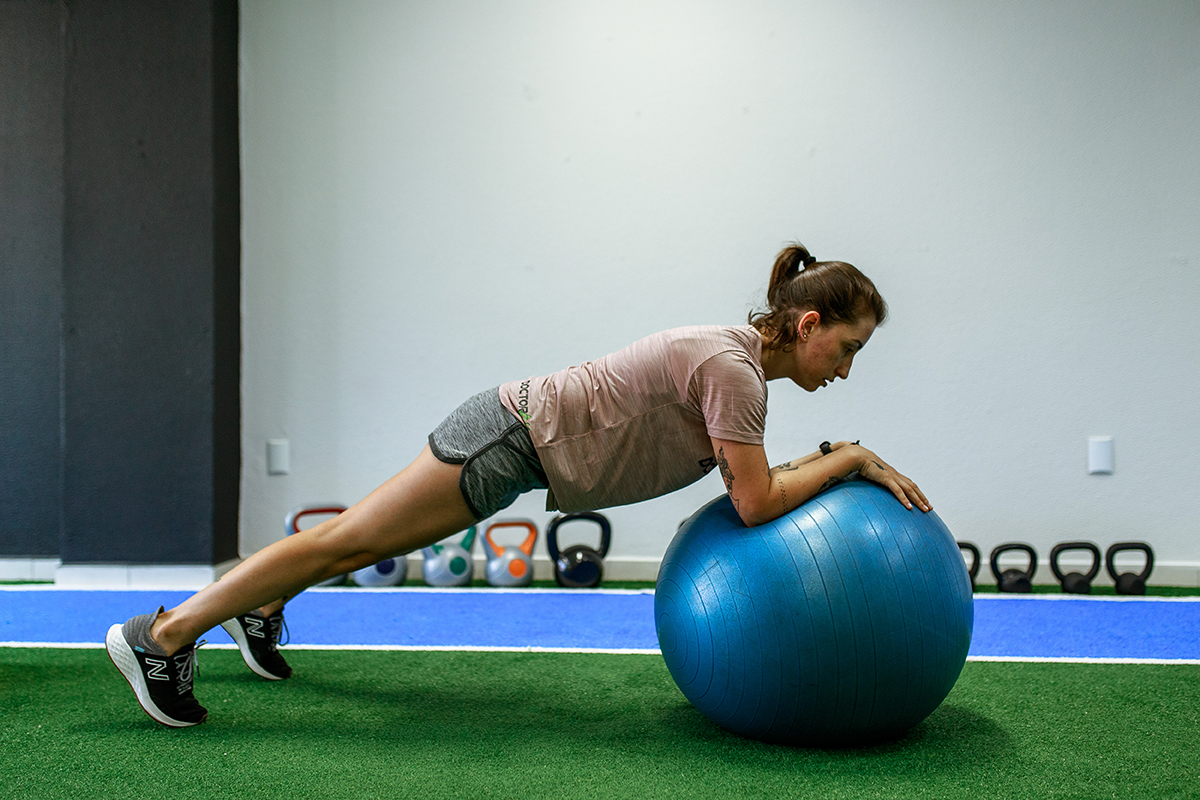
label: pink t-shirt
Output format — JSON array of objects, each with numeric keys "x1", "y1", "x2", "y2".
[{"x1": 498, "y1": 325, "x2": 767, "y2": 512}]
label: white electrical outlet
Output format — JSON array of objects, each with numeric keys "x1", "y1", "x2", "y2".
[
  {"x1": 267, "y1": 439, "x2": 290, "y2": 475},
  {"x1": 1088, "y1": 436, "x2": 1114, "y2": 475}
]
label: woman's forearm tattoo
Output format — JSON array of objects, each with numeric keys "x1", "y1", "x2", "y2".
[{"x1": 818, "y1": 476, "x2": 843, "y2": 493}]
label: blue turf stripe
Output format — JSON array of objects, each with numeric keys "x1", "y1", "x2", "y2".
[
  {"x1": 969, "y1": 597, "x2": 1200, "y2": 661},
  {"x1": 1, "y1": 589, "x2": 1198, "y2": 661}
]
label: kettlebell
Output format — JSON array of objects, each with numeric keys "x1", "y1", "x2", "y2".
[
  {"x1": 483, "y1": 520, "x2": 537, "y2": 587},
  {"x1": 957, "y1": 541, "x2": 981, "y2": 591},
  {"x1": 1049, "y1": 541, "x2": 1101, "y2": 594},
  {"x1": 286, "y1": 504, "x2": 349, "y2": 586},
  {"x1": 422, "y1": 526, "x2": 477, "y2": 587},
  {"x1": 1105, "y1": 541, "x2": 1154, "y2": 595},
  {"x1": 351, "y1": 555, "x2": 408, "y2": 587},
  {"x1": 546, "y1": 511, "x2": 612, "y2": 588},
  {"x1": 989, "y1": 542, "x2": 1037, "y2": 593}
]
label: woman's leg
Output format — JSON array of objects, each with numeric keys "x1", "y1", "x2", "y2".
[{"x1": 150, "y1": 444, "x2": 477, "y2": 655}]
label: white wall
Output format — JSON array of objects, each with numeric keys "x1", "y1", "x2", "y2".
[{"x1": 240, "y1": 0, "x2": 1200, "y2": 581}]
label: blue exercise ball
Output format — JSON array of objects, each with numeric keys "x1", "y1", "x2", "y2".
[{"x1": 655, "y1": 480, "x2": 973, "y2": 747}]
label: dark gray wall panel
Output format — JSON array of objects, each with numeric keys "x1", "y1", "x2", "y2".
[
  {"x1": 211, "y1": 0, "x2": 241, "y2": 565},
  {"x1": 0, "y1": 1, "x2": 66, "y2": 557},
  {"x1": 61, "y1": 0, "x2": 239, "y2": 564}
]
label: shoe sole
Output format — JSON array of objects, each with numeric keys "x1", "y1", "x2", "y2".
[
  {"x1": 105, "y1": 624, "x2": 206, "y2": 728},
  {"x1": 220, "y1": 618, "x2": 287, "y2": 681}
]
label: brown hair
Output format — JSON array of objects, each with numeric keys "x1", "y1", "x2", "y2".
[{"x1": 749, "y1": 242, "x2": 888, "y2": 351}]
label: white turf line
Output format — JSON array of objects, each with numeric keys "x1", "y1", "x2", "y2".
[
  {"x1": 0, "y1": 585, "x2": 656, "y2": 595},
  {"x1": 1, "y1": 585, "x2": 1197, "y2": 602},
  {"x1": 2, "y1": 641, "x2": 1198, "y2": 664}
]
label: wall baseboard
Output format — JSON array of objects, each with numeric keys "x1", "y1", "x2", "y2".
[
  {"x1": 0, "y1": 558, "x2": 62, "y2": 581},
  {"x1": 1001, "y1": 559, "x2": 1200, "y2": 589},
  {"x1": 51, "y1": 559, "x2": 241, "y2": 590}
]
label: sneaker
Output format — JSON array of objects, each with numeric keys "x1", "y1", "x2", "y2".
[
  {"x1": 220, "y1": 609, "x2": 292, "y2": 680},
  {"x1": 106, "y1": 607, "x2": 207, "y2": 727}
]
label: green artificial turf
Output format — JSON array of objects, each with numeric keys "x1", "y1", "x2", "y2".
[{"x1": 1, "y1": 648, "x2": 1196, "y2": 799}]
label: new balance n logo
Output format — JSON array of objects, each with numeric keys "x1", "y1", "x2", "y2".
[
  {"x1": 244, "y1": 616, "x2": 266, "y2": 639},
  {"x1": 145, "y1": 657, "x2": 169, "y2": 681}
]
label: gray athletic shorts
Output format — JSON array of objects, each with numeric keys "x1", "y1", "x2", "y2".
[{"x1": 428, "y1": 387, "x2": 549, "y2": 520}]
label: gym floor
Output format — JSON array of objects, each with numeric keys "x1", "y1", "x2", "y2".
[{"x1": 2, "y1": 584, "x2": 1198, "y2": 799}]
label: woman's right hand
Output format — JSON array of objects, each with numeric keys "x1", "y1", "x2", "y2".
[{"x1": 844, "y1": 445, "x2": 932, "y2": 513}]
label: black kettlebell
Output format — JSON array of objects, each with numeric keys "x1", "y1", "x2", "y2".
[
  {"x1": 1105, "y1": 542, "x2": 1154, "y2": 595},
  {"x1": 958, "y1": 541, "x2": 981, "y2": 591},
  {"x1": 546, "y1": 511, "x2": 612, "y2": 588},
  {"x1": 1049, "y1": 541, "x2": 1101, "y2": 594},
  {"x1": 989, "y1": 543, "x2": 1037, "y2": 593}
]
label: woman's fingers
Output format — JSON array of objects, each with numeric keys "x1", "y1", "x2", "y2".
[
  {"x1": 900, "y1": 479, "x2": 931, "y2": 512},
  {"x1": 861, "y1": 458, "x2": 932, "y2": 512}
]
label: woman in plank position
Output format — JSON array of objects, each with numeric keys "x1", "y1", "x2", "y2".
[{"x1": 107, "y1": 242, "x2": 930, "y2": 727}]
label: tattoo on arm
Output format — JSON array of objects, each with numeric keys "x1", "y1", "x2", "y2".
[
  {"x1": 771, "y1": 460, "x2": 799, "y2": 473},
  {"x1": 818, "y1": 476, "x2": 843, "y2": 493},
  {"x1": 872, "y1": 460, "x2": 886, "y2": 473},
  {"x1": 777, "y1": 477, "x2": 787, "y2": 511},
  {"x1": 716, "y1": 447, "x2": 734, "y2": 490},
  {"x1": 716, "y1": 447, "x2": 739, "y2": 509}
]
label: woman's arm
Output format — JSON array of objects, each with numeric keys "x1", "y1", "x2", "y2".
[{"x1": 711, "y1": 437, "x2": 931, "y2": 527}]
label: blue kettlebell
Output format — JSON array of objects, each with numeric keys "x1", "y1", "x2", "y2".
[
  {"x1": 422, "y1": 526, "x2": 477, "y2": 587},
  {"x1": 286, "y1": 504, "x2": 349, "y2": 586},
  {"x1": 482, "y1": 520, "x2": 537, "y2": 587},
  {"x1": 546, "y1": 511, "x2": 611, "y2": 588}
]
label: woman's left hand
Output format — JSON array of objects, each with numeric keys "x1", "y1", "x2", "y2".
[{"x1": 847, "y1": 445, "x2": 932, "y2": 513}]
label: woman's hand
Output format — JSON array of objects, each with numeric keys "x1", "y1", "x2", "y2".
[{"x1": 845, "y1": 445, "x2": 931, "y2": 512}]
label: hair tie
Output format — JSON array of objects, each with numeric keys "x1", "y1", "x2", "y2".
[{"x1": 802, "y1": 255, "x2": 817, "y2": 267}]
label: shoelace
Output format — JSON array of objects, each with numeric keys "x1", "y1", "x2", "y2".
[
  {"x1": 268, "y1": 614, "x2": 289, "y2": 649},
  {"x1": 174, "y1": 639, "x2": 206, "y2": 696}
]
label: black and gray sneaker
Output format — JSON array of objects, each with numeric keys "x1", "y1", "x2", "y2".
[
  {"x1": 106, "y1": 607, "x2": 207, "y2": 727},
  {"x1": 220, "y1": 609, "x2": 292, "y2": 680}
]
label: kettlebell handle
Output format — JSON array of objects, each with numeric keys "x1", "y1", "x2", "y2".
[
  {"x1": 989, "y1": 542, "x2": 1038, "y2": 585},
  {"x1": 428, "y1": 525, "x2": 477, "y2": 556},
  {"x1": 485, "y1": 520, "x2": 538, "y2": 556},
  {"x1": 546, "y1": 511, "x2": 612, "y2": 561},
  {"x1": 460, "y1": 525, "x2": 478, "y2": 552},
  {"x1": 957, "y1": 541, "x2": 981, "y2": 585},
  {"x1": 285, "y1": 504, "x2": 347, "y2": 536},
  {"x1": 1105, "y1": 541, "x2": 1154, "y2": 582},
  {"x1": 1049, "y1": 541, "x2": 1101, "y2": 584}
]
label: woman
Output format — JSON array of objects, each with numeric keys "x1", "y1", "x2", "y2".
[{"x1": 106, "y1": 242, "x2": 930, "y2": 727}]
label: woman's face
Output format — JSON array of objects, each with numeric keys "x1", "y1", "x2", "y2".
[{"x1": 790, "y1": 313, "x2": 877, "y2": 392}]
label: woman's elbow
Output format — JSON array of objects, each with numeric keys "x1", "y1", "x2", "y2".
[{"x1": 733, "y1": 498, "x2": 774, "y2": 528}]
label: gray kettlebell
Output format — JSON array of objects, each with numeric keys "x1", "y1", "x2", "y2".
[
  {"x1": 482, "y1": 520, "x2": 537, "y2": 587},
  {"x1": 422, "y1": 526, "x2": 477, "y2": 587}
]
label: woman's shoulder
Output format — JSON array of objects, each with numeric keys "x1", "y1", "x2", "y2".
[{"x1": 649, "y1": 324, "x2": 761, "y2": 349}]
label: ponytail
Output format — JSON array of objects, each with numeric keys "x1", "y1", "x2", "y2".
[{"x1": 751, "y1": 241, "x2": 888, "y2": 350}]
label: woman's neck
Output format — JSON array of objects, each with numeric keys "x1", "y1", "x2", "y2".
[{"x1": 757, "y1": 333, "x2": 792, "y2": 382}]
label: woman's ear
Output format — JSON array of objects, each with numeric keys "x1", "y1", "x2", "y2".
[{"x1": 797, "y1": 310, "x2": 821, "y2": 342}]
